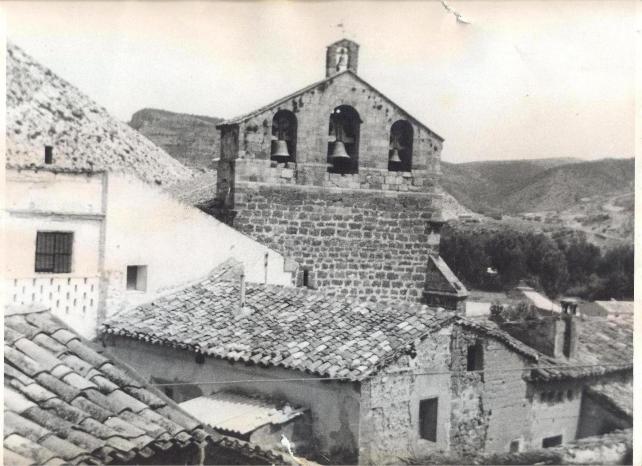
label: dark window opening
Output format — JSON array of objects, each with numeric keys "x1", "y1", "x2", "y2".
[
  {"x1": 302, "y1": 268, "x2": 315, "y2": 289},
  {"x1": 509, "y1": 440, "x2": 520, "y2": 453},
  {"x1": 327, "y1": 105, "x2": 361, "y2": 174},
  {"x1": 164, "y1": 387, "x2": 174, "y2": 400},
  {"x1": 567, "y1": 389, "x2": 574, "y2": 400},
  {"x1": 542, "y1": 435, "x2": 562, "y2": 448},
  {"x1": 126, "y1": 265, "x2": 147, "y2": 291},
  {"x1": 35, "y1": 232, "x2": 72, "y2": 273},
  {"x1": 388, "y1": 120, "x2": 413, "y2": 172},
  {"x1": 271, "y1": 110, "x2": 297, "y2": 162},
  {"x1": 44, "y1": 146, "x2": 53, "y2": 164},
  {"x1": 419, "y1": 398, "x2": 438, "y2": 442},
  {"x1": 195, "y1": 353, "x2": 205, "y2": 364},
  {"x1": 466, "y1": 343, "x2": 484, "y2": 371}
]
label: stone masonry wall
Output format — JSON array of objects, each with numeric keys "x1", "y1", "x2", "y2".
[
  {"x1": 232, "y1": 183, "x2": 439, "y2": 301},
  {"x1": 359, "y1": 327, "x2": 453, "y2": 464},
  {"x1": 449, "y1": 327, "x2": 534, "y2": 455}
]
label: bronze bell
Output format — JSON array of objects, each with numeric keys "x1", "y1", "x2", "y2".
[
  {"x1": 331, "y1": 141, "x2": 350, "y2": 161},
  {"x1": 271, "y1": 140, "x2": 290, "y2": 160},
  {"x1": 389, "y1": 149, "x2": 402, "y2": 164}
]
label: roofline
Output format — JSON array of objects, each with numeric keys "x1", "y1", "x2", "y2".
[
  {"x1": 101, "y1": 311, "x2": 459, "y2": 382},
  {"x1": 6, "y1": 163, "x2": 108, "y2": 176},
  {"x1": 326, "y1": 38, "x2": 360, "y2": 49},
  {"x1": 216, "y1": 70, "x2": 444, "y2": 141}
]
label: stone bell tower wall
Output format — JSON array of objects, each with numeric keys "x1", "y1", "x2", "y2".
[
  {"x1": 231, "y1": 183, "x2": 441, "y2": 301},
  {"x1": 214, "y1": 68, "x2": 446, "y2": 302}
]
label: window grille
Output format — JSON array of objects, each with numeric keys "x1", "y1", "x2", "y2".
[{"x1": 35, "y1": 232, "x2": 73, "y2": 273}]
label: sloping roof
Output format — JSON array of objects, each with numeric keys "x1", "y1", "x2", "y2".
[
  {"x1": 102, "y1": 272, "x2": 459, "y2": 381},
  {"x1": 217, "y1": 70, "x2": 444, "y2": 141},
  {"x1": 426, "y1": 255, "x2": 469, "y2": 298},
  {"x1": 594, "y1": 300, "x2": 634, "y2": 315},
  {"x1": 529, "y1": 313, "x2": 633, "y2": 381},
  {"x1": 585, "y1": 380, "x2": 633, "y2": 420},
  {"x1": 518, "y1": 288, "x2": 562, "y2": 312},
  {"x1": 457, "y1": 318, "x2": 541, "y2": 361},
  {"x1": 6, "y1": 43, "x2": 193, "y2": 186},
  {"x1": 179, "y1": 392, "x2": 305, "y2": 436},
  {"x1": 165, "y1": 170, "x2": 218, "y2": 206},
  {"x1": 4, "y1": 305, "x2": 212, "y2": 465}
]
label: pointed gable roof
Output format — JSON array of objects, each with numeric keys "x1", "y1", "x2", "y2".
[
  {"x1": 6, "y1": 43, "x2": 193, "y2": 186},
  {"x1": 217, "y1": 70, "x2": 444, "y2": 141}
]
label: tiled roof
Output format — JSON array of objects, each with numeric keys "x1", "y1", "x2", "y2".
[
  {"x1": 179, "y1": 392, "x2": 305, "y2": 436},
  {"x1": 165, "y1": 170, "x2": 218, "y2": 206},
  {"x1": 102, "y1": 273, "x2": 459, "y2": 381},
  {"x1": 6, "y1": 43, "x2": 193, "y2": 186},
  {"x1": 217, "y1": 70, "x2": 444, "y2": 141},
  {"x1": 529, "y1": 313, "x2": 633, "y2": 381},
  {"x1": 4, "y1": 305, "x2": 210, "y2": 465},
  {"x1": 585, "y1": 380, "x2": 633, "y2": 420},
  {"x1": 457, "y1": 318, "x2": 541, "y2": 361}
]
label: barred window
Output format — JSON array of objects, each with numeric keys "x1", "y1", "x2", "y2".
[{"x1": 35, "y1": 232, "x2": 73, "y2": 273}]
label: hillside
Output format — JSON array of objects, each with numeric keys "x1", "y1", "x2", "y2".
[
  {"x1": 440, "y1": 158, "x2": 581, "y2": 212},
  {"x1": 501, "y1": 158, "x2": 634, "y2": 212},
  {"x1": 6, "y1": 44, "x2": 193, "y2": 186},
  {"x1": 441, "y1": 158, "x2": 633, "y2": 213},
  {"x1": 129, "y1": 108, "x2": 223, "y2": 169}
]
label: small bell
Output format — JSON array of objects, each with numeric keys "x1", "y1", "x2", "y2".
[
  {"x1": 331, "y1": 141, "x2": 350, "y2": 161},
  {"x1": 271, "y1": 140, "x2": 290, "y2": 160},
  {"x1": 389, "y1": 149, "x2": 402, "y2": 164}
]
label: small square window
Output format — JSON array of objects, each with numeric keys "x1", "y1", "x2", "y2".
[
  {"x1": 509, "y1": 440, "x2": 520, "y2": 453},
  {"x1": 126, "y1": 265, "x2": 147, "y2": 291},
  {"x1": 542, "y1": 435, "x2": 562, "y2": 448},
  {"x1": 466, "y1": 343, "x2": 483, "y2": 371},
  {"x1": 419, "y1": 398, "x2": 438, "y2": 442}
]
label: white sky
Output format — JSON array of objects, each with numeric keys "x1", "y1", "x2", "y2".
[{"x1": 3, "y1": 1, "x2": 637, "y2": 163}]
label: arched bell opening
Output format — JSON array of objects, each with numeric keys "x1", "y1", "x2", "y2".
[
  {"x1": 327, "y1": 105, "x2": 361, "y2": 174},
  {"x1": 388, "y1": 120, "x2": 413, "y2": 172},
  {"x1": 271, "y1": 110, "x2": 297, "y2": 162}
]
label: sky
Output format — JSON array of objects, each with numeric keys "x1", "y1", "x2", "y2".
[{"x1": 2, "y1": 1, "x2": 637, "y2": 163}]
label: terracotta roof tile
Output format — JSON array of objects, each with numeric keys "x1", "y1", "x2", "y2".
[
  {"x1": 102, "y1": 273, "x2": 458, "y2": 381},
  {"x1": 4, "y1": 307, "x2": 215, "y2": 465}
]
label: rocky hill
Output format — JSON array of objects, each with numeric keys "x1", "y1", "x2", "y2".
[
  {"x1": 129, "y1": 108, "x2": 222, "y2": 169},
  {"x1": 6, "y1": 44, "x2": 193, "y2": 186}
]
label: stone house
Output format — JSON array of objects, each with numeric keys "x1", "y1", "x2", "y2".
[
  {"x1": 4, "y1": 305, "x2": 291, "y2": 465},
  {"x1": 4, "y1": 43, "x2": 294, "y2": 339},
  {"x1": 211, "y1": 39, "x2": 466, "y2": 310},
  {"x1": 100, "y1": 265, "x2": 632, "y2": 464}
]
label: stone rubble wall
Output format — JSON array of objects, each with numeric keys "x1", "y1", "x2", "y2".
[
  {"x1": 359, "y1": 328, "x2": 453, "y2": 464},
  {"x1": 231, "y1": 183, "x2": 439, "y2": 301}
]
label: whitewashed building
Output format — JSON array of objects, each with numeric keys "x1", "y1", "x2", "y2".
[{"x1": 4, "y1": 43, "x2": 294, "y2": 338}]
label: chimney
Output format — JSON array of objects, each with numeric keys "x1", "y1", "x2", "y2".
[
  {"x1": 240, "y1": 273, "x2": 246, "y2": 307},
  {"x1": 493, "y1": 309, "x2": 579, "y2": 359}
]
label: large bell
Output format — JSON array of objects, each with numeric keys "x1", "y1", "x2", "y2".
[
  {"x1": 271, "y1": 140, "x2": 290, "y2": 160},
  {"x1": 389, "y1": 149, "x2": 402, "y2": 164},
  {"x1": 331, "y1": 141, "x2": 350, "y2": 161}
]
